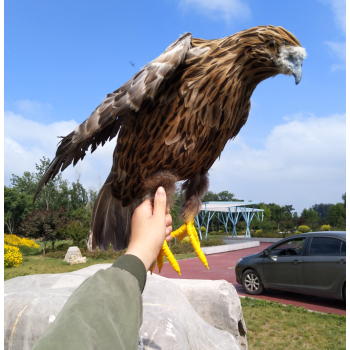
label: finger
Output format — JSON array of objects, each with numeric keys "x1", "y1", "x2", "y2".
[
  {"x1": 165, "y1": 232, "x2": 173, "y2": 242},
  {"x1": 166, "y1": 226, "x2": 172, "y2": 235},
  {"x1": 153, "y1": 187, "x2": 167, "y2": 220},
  {"x1": 165, "y1": 213, "x2": 172, "y2": 227},
  {"x1": 166, "y1": 204, "x2": 170, "y2": 215},
  {"x1": 137, "y1": 198, "x2": 153, "y2": 217}
]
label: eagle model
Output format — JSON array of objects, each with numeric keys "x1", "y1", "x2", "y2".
[{"x1": 35, "y1": 25, "x2": 306, "y2": 274}]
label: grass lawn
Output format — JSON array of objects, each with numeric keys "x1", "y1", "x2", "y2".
[
  {"x1": 164, "y1": 252, "x2": 197, "y2": 261},
  {"x1": 4, "y1": 253, "x2": 198, "y2": 281},
  {"x1": 241, "y1": 297, "x2": 346, "y2": 350},
  {"x1": 4, "y1": 255, "x2": 117, "y2": 281}
]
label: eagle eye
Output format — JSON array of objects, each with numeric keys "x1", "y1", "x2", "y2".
[{"x1": 268, "y1": 40, "x2": 276, "y2": 49}]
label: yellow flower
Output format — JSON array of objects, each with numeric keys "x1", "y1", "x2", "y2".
[
  {"x1": 4, "y1": 244, "x2": 23, "y2": 268},
  {"x1": 4, "y1": 234, "x2": 38, "y2": 267},
  {"x1": 4, "y1": 234, "x2": 39, "y2": 249}
]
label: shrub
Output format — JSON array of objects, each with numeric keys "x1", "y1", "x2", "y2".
[
  {"x1": 180, "y1": 236, "x2": 190, "y2": 244},
  {"x1": 45, "y1": 251, "x2": 66, "y2": 259},
  {"x1": 218, "y1": 230, "x2": 224, "y2": 233},
  {"x1": 295, "y1": 231, "x2": 302, "y2": 234},
  {"x1": 170, "y1": 242, "x2": 194, "y2": 254},
  {"x1": 298, "y1": 225, "x2": 311, "y2": 233},
  {"x1": 4, "y1": 244, "x2": 23, "y2": 267},
  {"x1": 255, "y1": 230, "x2": 262, "y2": 236},
  {"x1": 64, "y1": 221, "x2": 89, "y2": 246},
  {"x1": 4, "y1": 234, "x2": 40, "y2": 256},
  {"x1": 45, "y1": 248, "x2": 126, "y2": 260},
  {"x1": 81, "y1": 248, "x2": 126, "y2": 260},
  {"x1": 208, "y1": 231, "x2": 226, "y2": 236},
  {"x1": 55, "y1": 243, "x2": 69, "y2": 251},
  {"x1": 321, "y1": 225, "x2": 331, "y2": 231},
  {"x1": 200, "y1": 238, "x2": 224, "y2": 247},
  {"x1": 200, "y1": 226, "x2": 207, "y2": 234}
]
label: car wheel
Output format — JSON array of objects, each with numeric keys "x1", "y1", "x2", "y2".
[{"x1": 242, "y1": 269, "x2": 264, "y2": 295}]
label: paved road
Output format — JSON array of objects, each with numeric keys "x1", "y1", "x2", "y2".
[{"x1": 153, "y1": 243, "x2": 346, "y2": 316}]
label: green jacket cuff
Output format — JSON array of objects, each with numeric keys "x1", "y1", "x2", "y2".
[{"x1": 112, "y1": 254, "x2": 147, "y2": 293}]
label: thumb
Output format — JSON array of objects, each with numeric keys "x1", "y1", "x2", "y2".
[{"x1": 153, "y1": 187, "x2": 167, "y2": 220}]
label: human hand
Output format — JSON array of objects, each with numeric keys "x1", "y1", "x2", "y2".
[{"x1": 125, "y1": 187, "x2": 173, "y2": 271}]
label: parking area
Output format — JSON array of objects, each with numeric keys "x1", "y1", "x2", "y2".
[{"x1": 153, "y1": 243, "x2": 346, "y2": 316}]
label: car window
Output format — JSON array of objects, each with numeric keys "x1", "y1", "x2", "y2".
[
  {"x1": 271, "y1": 238, "x2": 306, "y2": 257},
  {"x1": 340, "y1": 241, "x2": 346, "y2": 256},
  {"x1": 309, "y1": 237, "x2": 342, "y2": 256}
]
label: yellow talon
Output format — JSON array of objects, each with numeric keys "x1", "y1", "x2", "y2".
[
  {"x1": 157, "y1": 249, "x2": 164, "y2": 273},
  {"x1": 163, "y1": 220, "x2": 209, "y2": 274},
  {"x1": 150, "y1": 261, "x2": 156, "y2": 275},
  {"x1": 162, "y1": 240, "x2": 181, "y2": 275},
  {"x1": 186, "y1": 220, "x2": 209, "y2": 270}
]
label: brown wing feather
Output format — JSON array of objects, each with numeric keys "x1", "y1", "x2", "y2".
[{"x1": 34, "y1": 33, "x2": 193, "y2": 201}]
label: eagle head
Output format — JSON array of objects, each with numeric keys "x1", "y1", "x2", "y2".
[{"x1": 239, "y1": 25, "x2": 307, "y2": 85}]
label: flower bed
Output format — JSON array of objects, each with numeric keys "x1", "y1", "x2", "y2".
[{"x1": 4, "y1": 234, "x2": 40, "y2": 268}]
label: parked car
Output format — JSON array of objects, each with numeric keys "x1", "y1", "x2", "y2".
[{"x1": 235, "y1": 231, "x2": 346, "y2": 300}]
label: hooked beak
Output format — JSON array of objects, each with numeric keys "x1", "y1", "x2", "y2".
[
  {"x1": 287, "y1": 54, "x2": 303, "y2": 85},
  {"x1": 276, "y1": 46, "x2": 307, "y2": 85}
]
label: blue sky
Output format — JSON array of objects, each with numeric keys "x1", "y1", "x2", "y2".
[{"x1": 5, "y1": 0, "x2": 346, "y2": 214}]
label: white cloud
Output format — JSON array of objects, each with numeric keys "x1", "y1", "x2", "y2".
[
  {"x1": 4, "y1": 111, "x2": 115, "y2": 192},
  {"x1": 209, "y1": 113, "x2": 346, "y2": 215},
  {"x1": 325, "y1": 41, "x2": 346, "y2": 71},
  {"x1": 321, "y1": 0, "x2": 346, "y2": 34},
  {"x1": 321, "y1": 0, "x2": 346, "y2": 71},
  {"x1": 15, "y1": 100, "x2": 53, "y2": 116},
  {"x1": 179, "y1": 0, "x2": 250, "y2": 22}
]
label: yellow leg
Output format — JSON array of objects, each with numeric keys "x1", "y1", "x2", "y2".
[
  {"x1": 186, "y1": 220, "x2": 209, "y2": 269},
  {"x1": 171, "y1": 223, "x2": 187, "y2": 241},
  {"x1": 162, "y1": 240, "x2": 181, "y2": 275}
]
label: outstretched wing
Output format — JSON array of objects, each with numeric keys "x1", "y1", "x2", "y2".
[{"x1": 34, "y1": 33, "x2": 193, "y2": 201}]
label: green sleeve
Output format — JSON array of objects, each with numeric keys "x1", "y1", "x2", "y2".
[{"x1": 32, "y1": 255, "x2": 146, "y2": 350}]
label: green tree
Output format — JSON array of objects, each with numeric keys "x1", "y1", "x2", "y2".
[
  {"x1": 4, "y1": 186, "x2": 33, "y2": 235},
  {"x1": 328, "y1": 203, "x2": 346, "y2": 227},
  {"x1": 202, "y1": 190, "x2": 219, "y2": 202},
  {"x1": 70, "y1": 207, "x2": 92, "y2": 228},
  {"x1": 170, "y1": 187, "x2": 185, "y2": 231},
  {"x1": 269, "y1": 204, "x2": 284, "y2": 231},
  {"x1": 292, "y1": 212, "x2": 298, "y2": 228},
  {"x1": 217, "y1": 190, "x2": 235, "y2": 201},
  {"x1": 19, "y1": 207, "x2": 69, "y2": 254},
  {"x1": 69, "y1": 181, "x2": 89, "y2": 212},
  {"x1": 301, "y1": 208, "x2": 319, "y2": 227},
  {"x1": 11, "y1": 157, "x2": 70, "y2": 211},
  {"x1": 63, "y1": 221, "x2": 89, "y2": 246},
  {"x1": 311, "y1": 203, "x2": 332, "y2": 218}
]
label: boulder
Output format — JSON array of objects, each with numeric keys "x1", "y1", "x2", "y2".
[
  {"x1": 169, "y1": 278, "x2": 248, "y2": 350},
  {"x1": 63, "y1": 246, "x2": 82, "y2": 262},
  {"x1": 68, "y1": 255, "x2": 87, "y2": 265},
  {"x1": 4, "y1": 265, "x2": 247, "y2": 350}
]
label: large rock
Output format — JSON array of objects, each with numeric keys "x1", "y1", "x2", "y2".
[
  {"x1": 169, "y1": 278, "x2": 248, "y2": 350},
  {"x1": 63, "y1": 246, "x2": 82, "y2": 262},
  {"x1": 4, "y1": 265, "x2": 248, "y2": 350},
  {"x1": 68, "y1": 255, "x2": 87, "y2": 265}
]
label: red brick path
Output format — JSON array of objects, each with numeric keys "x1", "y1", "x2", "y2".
[{"x1": 153, "y1": 243, "x2": 346, "y2": 316}]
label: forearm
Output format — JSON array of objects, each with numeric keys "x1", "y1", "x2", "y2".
[{"x1": 32, "y1": 255, "x2": 146, "y2": 350}]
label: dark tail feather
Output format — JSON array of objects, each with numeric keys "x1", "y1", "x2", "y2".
[{"x1": 88, "y1": 173, "x2": 141, "y2": 252}]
